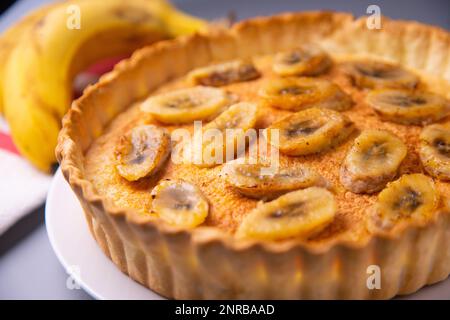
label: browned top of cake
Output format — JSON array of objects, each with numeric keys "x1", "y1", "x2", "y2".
[{"x1": 83, "y1": 54, "x2": 450, "y2": 245}]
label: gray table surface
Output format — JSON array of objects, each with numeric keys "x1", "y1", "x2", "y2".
[{"x1": 0, "y1": 0, "x2": 449, "y2": 300}]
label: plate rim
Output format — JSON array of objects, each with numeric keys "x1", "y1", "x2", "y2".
[
  {"x1": 45, "y1": 168, "x2": 164, "y2": 300},
  {"x1": 45, "y1": 169, "x2": 104, "y2": 300}
]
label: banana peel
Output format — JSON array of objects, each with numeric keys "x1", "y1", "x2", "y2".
[
  {"x1": 1, "y1": 0, "x2": 207, "y2": 172},
  {"x1": 0, "y1": 3, "x2": 58, "y2": 115}
]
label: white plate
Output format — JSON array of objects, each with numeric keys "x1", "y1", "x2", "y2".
[
  {"x1": 46, "y1": 169, "x2": 450, "y2": 300},
  {"x1": 45, "y1": 169, "x2": 164, "y2": 300}
]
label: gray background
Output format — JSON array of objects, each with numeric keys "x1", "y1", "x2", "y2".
[{"x1": 0, "y1": 0, "x2": 449, "y2": 299}]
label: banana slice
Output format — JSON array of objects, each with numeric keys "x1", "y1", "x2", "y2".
[
  {"x1": 419, "y1": 124, "x2": 450, "y2": 180},
  {"x1": 203, "y1": 102, "x2": 258, "y2": 132},
  {"x1": 344, "y1": 60, "x2": 419, "y2": 89},
  {"x1": 187, "y1": 60, "x2": 261, "y2": 86},
  {"x1": 236, "y1": 187, "x2": 336, "y2": 240},
  {"x1": 259, "y1": 77, "x2": 353, "y2": 112},
  {"x1": 197, "y1": 102, "x2": 258, "y2": 167},
  {"x1": 369, "y1": 174, "x2": 439, "y2": 231},
  {"x1": 366, "y1": 89, "x2": 450, "y2": 125},
  {"x1": 141, "y1": 86, "x2": 231, "y2": 124},
  {"x1": 115, "y1": 125, "x2": 170, "y2": 181},
  {"x1": 221, "y1": 160, "x2": 328, "y2": 200},
  {"x1": 340, "y1": 130, "x2": 407, "y2": 194},
  {"x1": 266, "y1": 107, "x2": 354, "y2": 156},
  {"x1": 151, "y1": 180, "x2": 209, "y2": 228},
  {"x1": 273, "y1": 46, "x2": 332, "y2": 76}
]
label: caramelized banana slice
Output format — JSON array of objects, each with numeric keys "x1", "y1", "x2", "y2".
[
  {"x1": 236, "y1": 187, "x2": 336, "y2": 240},
  {"x1": 340, "y1": 130, "x2": 407, "y2": 193},
  {"x1": 203, "y1": 102, "x2": 258, "y2": 132},
  {"x1": 151, "y1": 180, "x2": 209, "y2": 228},
  {"x1": 344, "y1": 60, "x2": 419, "y2": 89},
  {"x1": 273, "y1": 46, "x2": 332, "y2": 76},
  {"x1": 419, "y1": 124, "x2": 450, "y2": 180},
  {"x1": 266, "y1": 107, "x2": 354, "y2": 156},
  {"x1": 197, "y1": 102, "x2": 258, "y2": 167},
  {"x1": 115, "y1": 125, "x2": 170, "y2": 181},
  {"x1": 221, "y1": 160, "x2": 328, "y2": 200},
  {"x1": 370, "y1": 174, "x2": 439, "y2": 231},
  {"x1": 259, "y1": 77, "x2": 353, "y2": 112},
  {"x1": 187, "y1": 60, "x2": 260, "y2": 86},
  {"x1": 366, "y1": 89, "x2": 450, "y2": 125},
  {"x1": 141, "y1": 86, "x2": 231, "y2": 124}
]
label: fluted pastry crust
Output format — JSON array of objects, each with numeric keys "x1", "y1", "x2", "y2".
[{"x1": 57, "y1": 12, "x2": 450, "y2": 299}]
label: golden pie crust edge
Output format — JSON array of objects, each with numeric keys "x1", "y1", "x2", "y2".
[{"x1": 56, "y1": 12, "x2": 450, "y2": 299}]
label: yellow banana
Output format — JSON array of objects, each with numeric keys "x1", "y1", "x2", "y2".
[
  {"x1": 0, "y1": 3, "x2": 57, "y2": 114},
  {"x1": 2, "y1": 0, "x2": 207, "y2": 172}
]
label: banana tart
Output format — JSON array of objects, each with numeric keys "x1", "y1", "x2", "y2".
[{"x1": 57, "y1": 12, "x2": 450, "y2": 299}]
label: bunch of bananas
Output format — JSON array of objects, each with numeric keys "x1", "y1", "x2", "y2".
[{"x1": 0, "y1": 0, "x2": 207, "y2": 172}]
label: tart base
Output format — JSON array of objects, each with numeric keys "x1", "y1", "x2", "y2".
[
  {"x1": 57, "y1": 11, "x2": 450, "y2": 299},
  {"x1": 78, "y1": 191, "x2": 450, "y2": 299}
]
